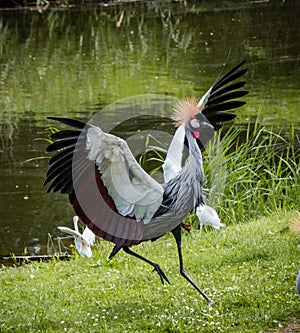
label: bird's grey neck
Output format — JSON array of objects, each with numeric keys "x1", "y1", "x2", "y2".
[
  {"x1": 143, "y1": 127, "x2": 205, "y2": 240},
  {"x1": 170, "y1": 127, "x2": 205, "y2": 209},
  {"x1": 185, "y1": 128, "x2": 204, "y2": 184}
]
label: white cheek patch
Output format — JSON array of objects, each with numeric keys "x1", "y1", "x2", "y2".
[{"x1": 190, "y1": 118, "x2": 200, "y2": 128}]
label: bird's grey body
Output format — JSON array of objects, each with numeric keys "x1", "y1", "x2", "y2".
[
  {"x1": 162, "y1": 123, "x2": 224, "y2": 233},
  {"x1": 143, "y1": 127, "x2": 206, "y2": 240}
]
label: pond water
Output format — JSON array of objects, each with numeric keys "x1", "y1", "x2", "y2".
[{"x1": 0, "y1": 1, "x2": 299, "y2": 257}]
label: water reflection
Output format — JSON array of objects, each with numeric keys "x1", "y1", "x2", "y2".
[{"x1": 0, "y1": 1, "x2": 299, "y2": 257}]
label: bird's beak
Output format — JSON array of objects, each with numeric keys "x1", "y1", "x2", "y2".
[{"x1": 200, "y1": 122, "x2": 214, "y2": 131}]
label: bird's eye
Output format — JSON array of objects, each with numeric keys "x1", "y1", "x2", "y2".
[{"x1": 190, "y1": 118, "x2": 200, "y2": 129}]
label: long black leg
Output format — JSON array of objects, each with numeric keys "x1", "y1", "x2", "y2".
[
  {"x1": 172, "y1": 225, "x2": 212, "y2": 303},
  {"x1": 108, "y1": 245, "x2": 122, "y2": 260},
  {"x1": 123, "y1": 246, "x2": 171, "y2": 285}
]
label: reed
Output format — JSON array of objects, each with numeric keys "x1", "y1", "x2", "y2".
[{"x1": 207, "y1": 119, "x2": 299, "y2": 224}]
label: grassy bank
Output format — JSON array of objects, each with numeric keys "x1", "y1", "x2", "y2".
[{"x1": 1, "y1": 210, "x2": 299, "y2": 332}]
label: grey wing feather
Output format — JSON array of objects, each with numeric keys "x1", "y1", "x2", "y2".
[{"x1": 86, "y1": 126, "x2": 164, "y2": 223}]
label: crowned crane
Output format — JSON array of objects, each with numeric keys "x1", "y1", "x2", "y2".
[
  {"x1": 44, "y1": 60, "x2": 248, "y2": 302},
  {"x1": 58, "y1": 215, "x2": 95, "y2": 258}
]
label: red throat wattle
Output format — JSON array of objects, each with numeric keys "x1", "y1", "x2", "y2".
[{"x1": 193, "y1": 131, "x2": 200, "y2": 139}]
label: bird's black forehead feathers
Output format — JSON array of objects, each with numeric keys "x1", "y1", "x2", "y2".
[{"x1": 195, "y1": 112, "x2": 210, "y2": 124}]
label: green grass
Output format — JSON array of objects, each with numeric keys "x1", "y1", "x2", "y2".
[{"x1": 1, "y1": 210, "x2": 299, "y2": 332}]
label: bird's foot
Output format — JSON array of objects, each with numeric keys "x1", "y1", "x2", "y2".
[{"x1": 152, "y1": 264, "x2": 171, "y2": 285}]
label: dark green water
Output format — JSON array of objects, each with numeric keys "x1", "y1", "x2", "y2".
[{"x1": 0, "y1": 1, "x2": 299, "y2": 256}]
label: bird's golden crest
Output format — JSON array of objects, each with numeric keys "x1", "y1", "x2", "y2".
[{"x1": 171, "y1": 98, "x2": 200, "y2": 127}]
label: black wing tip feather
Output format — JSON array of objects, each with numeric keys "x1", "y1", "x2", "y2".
[
  {"x1": 205, "y1": 100, "x2": 247, "y2": 113},
  {"x1": 47, "y1": 116, "x2": 87, "y2": 130},
  {"x1": 208, "y1": 89, "x2": 249, "y2": 106},
  {"x1": 49, "y1": 130, "x2": 81, "y2": 141},
  {"x1": 44, "y1": 117, "x2": 87, "y2": 194},
  {"x1": 202, "y1": 60, "x2": 249, "y2": 129},
  {"x1": 221, "y1": 59, "x2": 247, "y2": 79},
  {"x1": 212, "y1": 59, "x2": 248, "y2": 92},
  {"x1": 45, "y1": 138, "x2": 78, "y2": 153},
  {"x1": 212, "y1": 68, "x2": 248, "y2": 93}
]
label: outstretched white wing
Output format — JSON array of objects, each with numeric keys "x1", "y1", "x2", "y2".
[
  {"x1": 57, "y1": 226, "x2": 90, "y2": 246},
  {"x1": 197, "y1": 86, "x2": 213, "y2": 110},
  {"x1": 82, "y1": 227, "x2": 96, "y2": 246},
  {"x1": 86, "y1": 126, "x2": 163, "y2": 223},
  {"x1": 196, "y1": 205, "x2": 225, "y2": 230}
]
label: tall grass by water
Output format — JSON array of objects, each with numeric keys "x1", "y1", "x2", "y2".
[{"x1": 205, "y1": 118, "x2": 299, "y2": 224}]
